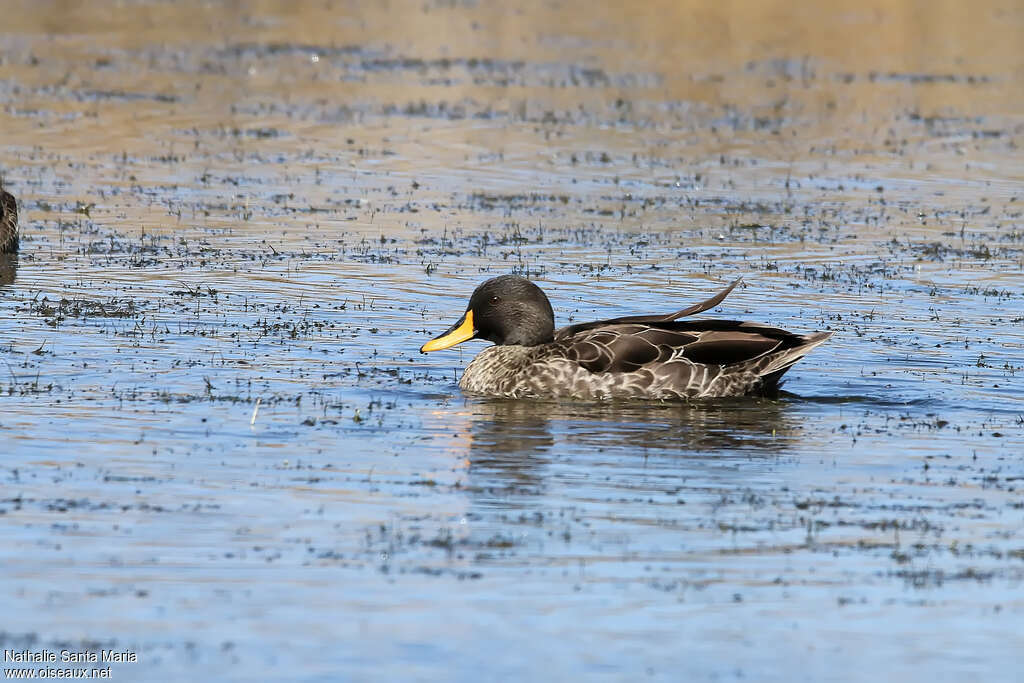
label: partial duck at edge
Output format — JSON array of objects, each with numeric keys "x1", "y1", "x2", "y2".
[{"x1": 0, "y1": 180, "x2": 18, "y2": 254}]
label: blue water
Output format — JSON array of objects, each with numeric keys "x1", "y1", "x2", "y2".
[{"x1": 1, "y1": 1, "x2": 1023, "y2": 680}]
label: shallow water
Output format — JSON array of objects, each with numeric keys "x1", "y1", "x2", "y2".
[{"x1": 1, "y1": 0, "x2": 1023, "y2": 680}]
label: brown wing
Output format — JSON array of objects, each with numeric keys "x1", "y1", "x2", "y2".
[
  {"x1": 677, "y1": 330, "x2": 785, "y2": 365},
  {"x1": 560, "y1": 320, "x2": 804, "y2": 374},
  {"x1": 562, "y1": 325, "x2": 699, "y2": 373}
]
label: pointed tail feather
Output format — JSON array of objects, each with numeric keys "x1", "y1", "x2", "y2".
[
  {"x1": 756, "y1": 331, "x2": 834, "y2": 389},
  {"x1": 554, "y1": 278, "x2": 743, "y2": 340},
  {"x1": 657, "y1": 277, "x2": 743, "y2": 322},
  {"x1": 606, "y1": 278, "x2": 743, "y2": 325}
]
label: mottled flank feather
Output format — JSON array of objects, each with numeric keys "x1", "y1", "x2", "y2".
[
  {"x1": 422, "y1": 275, "x2": 834, "y2": 401},
  {"x1": 0, "y1": 182, "x2": 18, "y2": 254}
]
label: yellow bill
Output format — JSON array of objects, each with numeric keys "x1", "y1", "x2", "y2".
[{"x1": 420, "y1": 310, "x2": 476, "y2": 353}]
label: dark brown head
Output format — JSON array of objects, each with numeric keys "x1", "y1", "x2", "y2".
[{"x1": 420, "y1": 275, "x2": 556, "y2": 353}]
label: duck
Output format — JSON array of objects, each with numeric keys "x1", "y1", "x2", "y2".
[
  {"x1": 420, "y1": 275, "x2": 832, "y2": 400},
  {"x1": 0, "y1": 180, "x2": 18, "y2": 254}
]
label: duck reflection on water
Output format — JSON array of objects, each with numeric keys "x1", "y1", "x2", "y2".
[
  {"x1": 0, "y1": 253, "x2": 15, "y2": 287},
  {"x1": 459, "y1": 397, "x2": 802, "y2": 500}
]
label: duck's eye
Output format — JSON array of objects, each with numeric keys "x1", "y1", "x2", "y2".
[{"x1": 489, "y1": 295, "x2": 501, "y2": 306}]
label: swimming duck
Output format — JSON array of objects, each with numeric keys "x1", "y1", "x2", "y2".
[
  {"x1": 420, "y1": 275, "x2": 832, "y2": 400},
  {"x1": 0, "y1": 180, "x2": 18, "y2": 254}
]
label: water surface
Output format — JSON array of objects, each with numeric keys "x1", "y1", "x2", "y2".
[{"x1": 1, "y1": 1, "x2": 1023, "y2": 680}]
